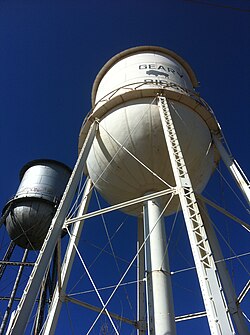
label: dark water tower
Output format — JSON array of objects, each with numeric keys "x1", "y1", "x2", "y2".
[
  {"x1": 0, "y1": 159, "x2": 71, "y2": 335},
  {"x1": 2, "y1": 159, "x2": 71, "y2": 249}
]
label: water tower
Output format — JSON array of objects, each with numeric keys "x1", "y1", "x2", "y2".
[
  {"x1": 0, "y1": 160, "x2": 71, "y2": 334},
  {"x1": 3, "y1": 159, "x2": 71, "y2": 250},
  {"x1": 3, "y1": 46, "x2": 250, "y2": 334}
]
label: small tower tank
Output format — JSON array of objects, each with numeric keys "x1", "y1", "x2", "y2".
[{"x1": 2, "y1": 159, "x2": 71, "y2": 250}]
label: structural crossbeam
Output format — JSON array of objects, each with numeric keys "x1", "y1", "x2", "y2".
[
  {"x1": 175, "y1": 311, "x2": 206, "y2": 322},
  {"x1": 64, "y1": 188, "x2": 175, "y2": 227},
  {"x1": 237, "y1": 280, "x2": 250, "y2": 304},
  {"x1": 65, "y1": 296, "x2": 138, "y2": 328},
  {"x1": 197, "y1": 194, "x2": 250, "y2": 232},
  {"x1": 0, "y1": 261, "x2": 34, "y2": 267}
]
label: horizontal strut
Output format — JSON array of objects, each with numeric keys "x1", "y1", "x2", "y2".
[
  {"x1": 197, "y1": 194, "x2": 250, "y2": 232},
  {"x1": 0, "y1": 261, "x2": 35, "y2": 267},
  {"x1": 175, "y1": 311, "x2": 207, "y2": 322},
  {"x1": 64, "y1": 188, "x2": 176, "y2": 226},
  {"x1": 237, "y1": 280, "x2": 250, "y2": 304},
  {"x1": 65, "y1": 296, "x2": 138, "y2": 328},
  {"x1": 65, "y1": 296, "x2": 207, "y2": 326}
]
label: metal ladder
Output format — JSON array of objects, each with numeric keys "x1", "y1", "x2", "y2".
[{"x1": 158, "y1": 96, "x2": 236, "y2": 335}]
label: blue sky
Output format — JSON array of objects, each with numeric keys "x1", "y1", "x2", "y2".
[{"x1": 0, "y1": 1, "x2": 249, "y2": 334}]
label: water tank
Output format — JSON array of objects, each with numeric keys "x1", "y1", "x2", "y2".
[
  {"x1": 79, "y1": 46, "x2": 220, "y2": 215},
  {"x1": 2, "y1": 159, "x2": 71, "y2": 250}
]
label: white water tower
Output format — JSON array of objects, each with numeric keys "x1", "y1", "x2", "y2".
[
  {"x1": 5, "y1": 46, "x2": 250, "y2": 335},
  {"x1": 84, "y1": 46, "x2": 219, "y2": 216}
]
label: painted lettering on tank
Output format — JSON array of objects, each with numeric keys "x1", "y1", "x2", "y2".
[
  {"x1": 139, "y1": 63, "x2": 184, "y2": 78},
  {"x1": 144, "y1": 78, "x2": 181, "y2": 88},
  {"x1": 146, "y1": 70, "x2": 169, "y2": 78}
]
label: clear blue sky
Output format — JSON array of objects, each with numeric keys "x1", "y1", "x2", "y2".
[{"x1": 0, "y1": 1, "x2": 249, "y2": 334}]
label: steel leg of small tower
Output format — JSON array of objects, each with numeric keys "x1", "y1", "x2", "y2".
[
  {"x1": 6, "y1": 122, "x2": 97, "y2": 335},
  {"x1": 49, "y1": 246, "x2": 59, "y2": 299},
  {"x1": 137, "y1": 216, "x2": 146, "y2": 334},
  {"x1": 33, "y1": 268, "x2": 49, "y2": 335},
  {"x1": 198, "y1": 199, "x2": 250, "y2": 335},
  {"x1": 0, "y1": 249, "x2": 28, "y2": 335},
  {"x1": 158, "y1": 96, "x2": 236, "y2": 335},
  {"x1": 0, "y1": 241, "x2": 16, "y2": 280},
  {"x1": 143, "y1": 197, "x2": 176, "y2": 335},
  {"x1": 213, "y1": 134, "x2": 250, "y2": 207},
  {"x1": 42, "y1": 177, "x2": 93, "y2": 335}
]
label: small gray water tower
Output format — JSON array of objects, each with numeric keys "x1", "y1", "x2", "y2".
[{"x1": 2, "y1": 159, "x2": 71, "y2": 250}]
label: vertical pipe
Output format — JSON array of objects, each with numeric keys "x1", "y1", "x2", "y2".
[
  {"x1": 143, "y1": 197, "x2": 176, "y2": 335},
  {"x1": 137, "y1": 216, "x2": 146, "y2": 334},
  {"x1": 0, "y1": 249, "x2": 29, "y2": 335}
]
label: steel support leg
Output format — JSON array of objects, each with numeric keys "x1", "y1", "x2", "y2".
[
  {"x1": 137, "y1": 216, "x2": 146, "y2": 334},
  {"x1": 33, "y1": 268, "x2": 49, "y2": 335},
  {"x1": 198, "y1": 199, "x2": 249, "y2": 334},
  {"x1": 6, "y1": 122, "x2": 97, "y2": 335},
  {"x1": 0, "y1": 241, "x2": 16, "y2": 280},
  {"x1": 143, "y1": 197, "x2": 176, "y2": 335},
  {"x1": 42, "y1": 177, "x2": 93, "y2": 334},
  {"x1": 158, "y1": 96, "x2": 236, "y2": 335},
  {"x1": 212, "y1": 134, "x2": 250, "y2": 207},
  {"x1": 0, "y1": 249, "x2": 28, "y2": 335}
]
